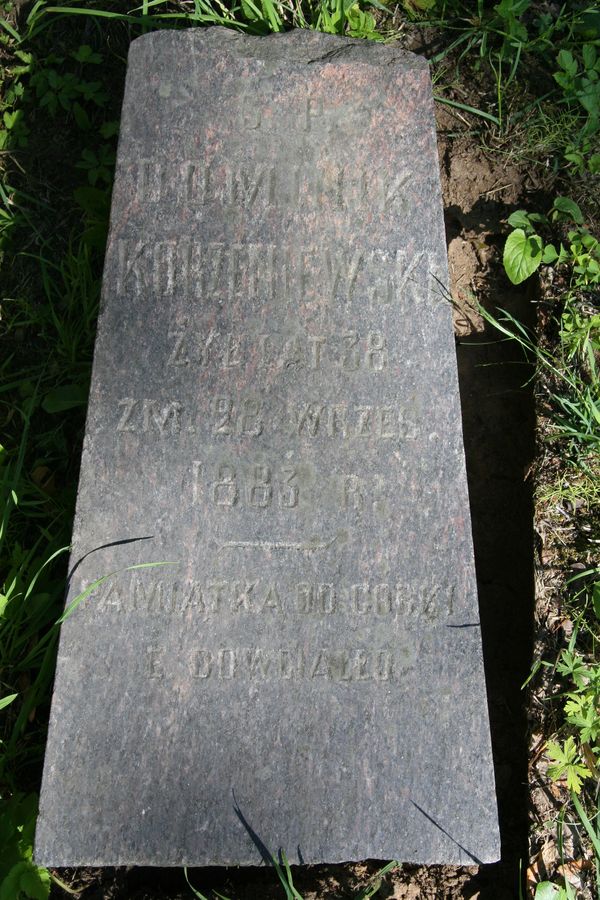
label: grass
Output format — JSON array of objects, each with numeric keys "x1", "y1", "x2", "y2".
[
  {"x1": 0, "y1": 0, "x2": 599, "y2": 897},
  {"x1": 186, "y1": 858, "x2": 402, "y2": 900}
]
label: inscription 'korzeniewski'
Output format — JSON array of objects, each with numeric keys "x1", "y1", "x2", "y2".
[{"x1": 114, "y1": 240, "x2": 437, "y2": 305}]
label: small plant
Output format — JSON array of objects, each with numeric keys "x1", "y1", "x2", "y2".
[
  {"x1": 546, "y1": 735, "x2": 591, "y2": 794},
  {"x1": 503, "y1": 197, "x2": 600, "y2": 286},
  {"x1": 185, "y1": 855, "x2": 401, "y2": 899},
  {"x1": 554, "y1": 44, "x2": 600, "y2": 140},
  {"x1": 76, "y1": 143, "x2": 116, "y2": 185},
  {"x1": 0, "y1": 794, "x2": 50, "y2": 900},
  {"x1": 534, "y1": 881, "x2": 576, "y2": 899}
]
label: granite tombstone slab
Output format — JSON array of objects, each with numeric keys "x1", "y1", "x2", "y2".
[{"x1": 36, "y1": 28, "x2": 500, "y2": 867}]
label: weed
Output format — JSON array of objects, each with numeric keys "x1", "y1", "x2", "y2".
[
  {"x1": 554, "y1": 43, "x2": 600, "y2": 149},
  {"x1": 503, "y1": 197, "x2": 600, "y2": 286},
  {"x1": 0, "y1": 794, "x2": 50, "y2": 900},
  {"x1": 534, "y1": 879, "x2": 576, "y2": 899},
  {"x1": 184, "y1": 856, "x2": 401, "y2": 899}
]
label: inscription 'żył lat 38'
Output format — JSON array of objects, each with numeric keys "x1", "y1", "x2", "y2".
[{"x1": 36, "y1": 28, "x2": 500, "y2": 867}]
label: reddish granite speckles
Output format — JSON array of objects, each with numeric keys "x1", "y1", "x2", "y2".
[{"x1": 37, "y1": 28, "x2": 499, "y2": 869}]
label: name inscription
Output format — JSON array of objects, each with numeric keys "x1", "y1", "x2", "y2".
[
  {"x1": 146, "y1": 645, "x2": 413, "y2": 683},
  {"x1": 129, "y1": 160, "x2": 411, "y2": 214},
  {"x1": 115, "y1": 241, "x2": 436, "y2": 306}
]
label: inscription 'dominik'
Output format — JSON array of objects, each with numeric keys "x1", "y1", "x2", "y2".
[{"x1": 36, "y1": 28, "x2": 499, "y2": 867}]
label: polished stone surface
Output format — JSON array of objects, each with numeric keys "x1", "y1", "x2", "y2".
[{"x1": 36, "y1": 28, "x2": 499, "y2": 867}]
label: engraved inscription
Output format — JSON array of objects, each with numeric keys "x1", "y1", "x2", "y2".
[
  {"x1": 192, "y1": 461, "x2": 299, "y2": 509},
  {"x1": 292, "y1": 403, "x2": 416, "y2": 440},
  {"x1": 116, "y1": 398, "x2": 182, "y2": 434},
  {"x1": 93, "y1": 576, "x2": 456, "y2": 624},
  {"x1": 129, "y1": 160, "x2": 411, "y2": 213},
  {"x1": 115, "y1": 241, "x2": 437, "y2": 307},
  {"x1": 166, "y1": 328, "x2": 389, "y2": 373},
  {"x1": 112, "y1": 397, "x2": 418, "y2": 443},
  {"x1": 212, "y1": 396, "x2": 263, "y2": 437},
  {"x1": 188, "y1": 646, "x2": 403, "y2": 682}
]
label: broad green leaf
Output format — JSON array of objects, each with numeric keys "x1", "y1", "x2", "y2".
[
  {"x1": 3, "y1": 110, "x2": 19, "y2": 129},
  {"x1": 583, "y1": 43, "x2": 597, "y2": 71},
  {"x1": 552, "y1": 196, "x2": 584, "y2": 224},
  {"x1": 546, "y1": 737, "x2": 590, "y2": 793},
  {"x1": 578, "y1": 84, "x2": 600, "y2": 115},
  {"x1": 507, "y1": 210, "x2": 532, "y2": 230},
  {"x1": 0, "y1": 862, "x2": 50, "y2": 900},
  {"x1": 534, "y1": 883, "x2": 566, "y2": 900},
  {"x1": 554, "y1": 71, "x2": 571, "y2": 90},
  {"x1": 19, "y1": 867, "x2": 51, "y2": 900},
  {"x1": 557, "y1": 49, "x2": 577, "y2": 76},
  {"x1": 496, "y1": 0, "x2": 530, "y2": 20},
  {"x1": 542, "y1": 244, "x2": 558, "y2": 263},
  {"x1": 503, "y1": 229, "x2": 543, "y2": 284},
  {"x1": 72, "y1": 101, "x2": 90, "y2": 131}
]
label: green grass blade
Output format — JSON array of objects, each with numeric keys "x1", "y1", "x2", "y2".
[
  {"x1": 433, "y1": 94, "x2": 501, "y2": 126},
  {"x1": 571, "y1": 791, "x2": 600, "y2": 859},
  {"x1": 183, "y1": 867, "x2": 216, "y2": 900},
  {"x1": 23, "y1": 547, "x2": 69, "y2": 602},
  {"x1": 56, "y1": 560, "x2": 178, "y2": 624},
  {"x1": 0, "y1": 16, "x2": 22, "y2": 41},
  {"x1": 0, "y1": 693, "x2": 19, "y2": 711}
]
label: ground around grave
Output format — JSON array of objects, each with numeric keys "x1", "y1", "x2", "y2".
[{"x1": 1, "y1": 3, "x2": 599, "y2": 899}]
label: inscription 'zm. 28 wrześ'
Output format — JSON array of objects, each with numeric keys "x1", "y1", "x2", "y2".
[{"x1": 37, "y1": 28, "x2": 500, "y2": 869}]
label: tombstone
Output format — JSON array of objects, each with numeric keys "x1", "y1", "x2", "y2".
[{"x1": 36, "y1": 28, "x2": 499, "y2": 867}]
